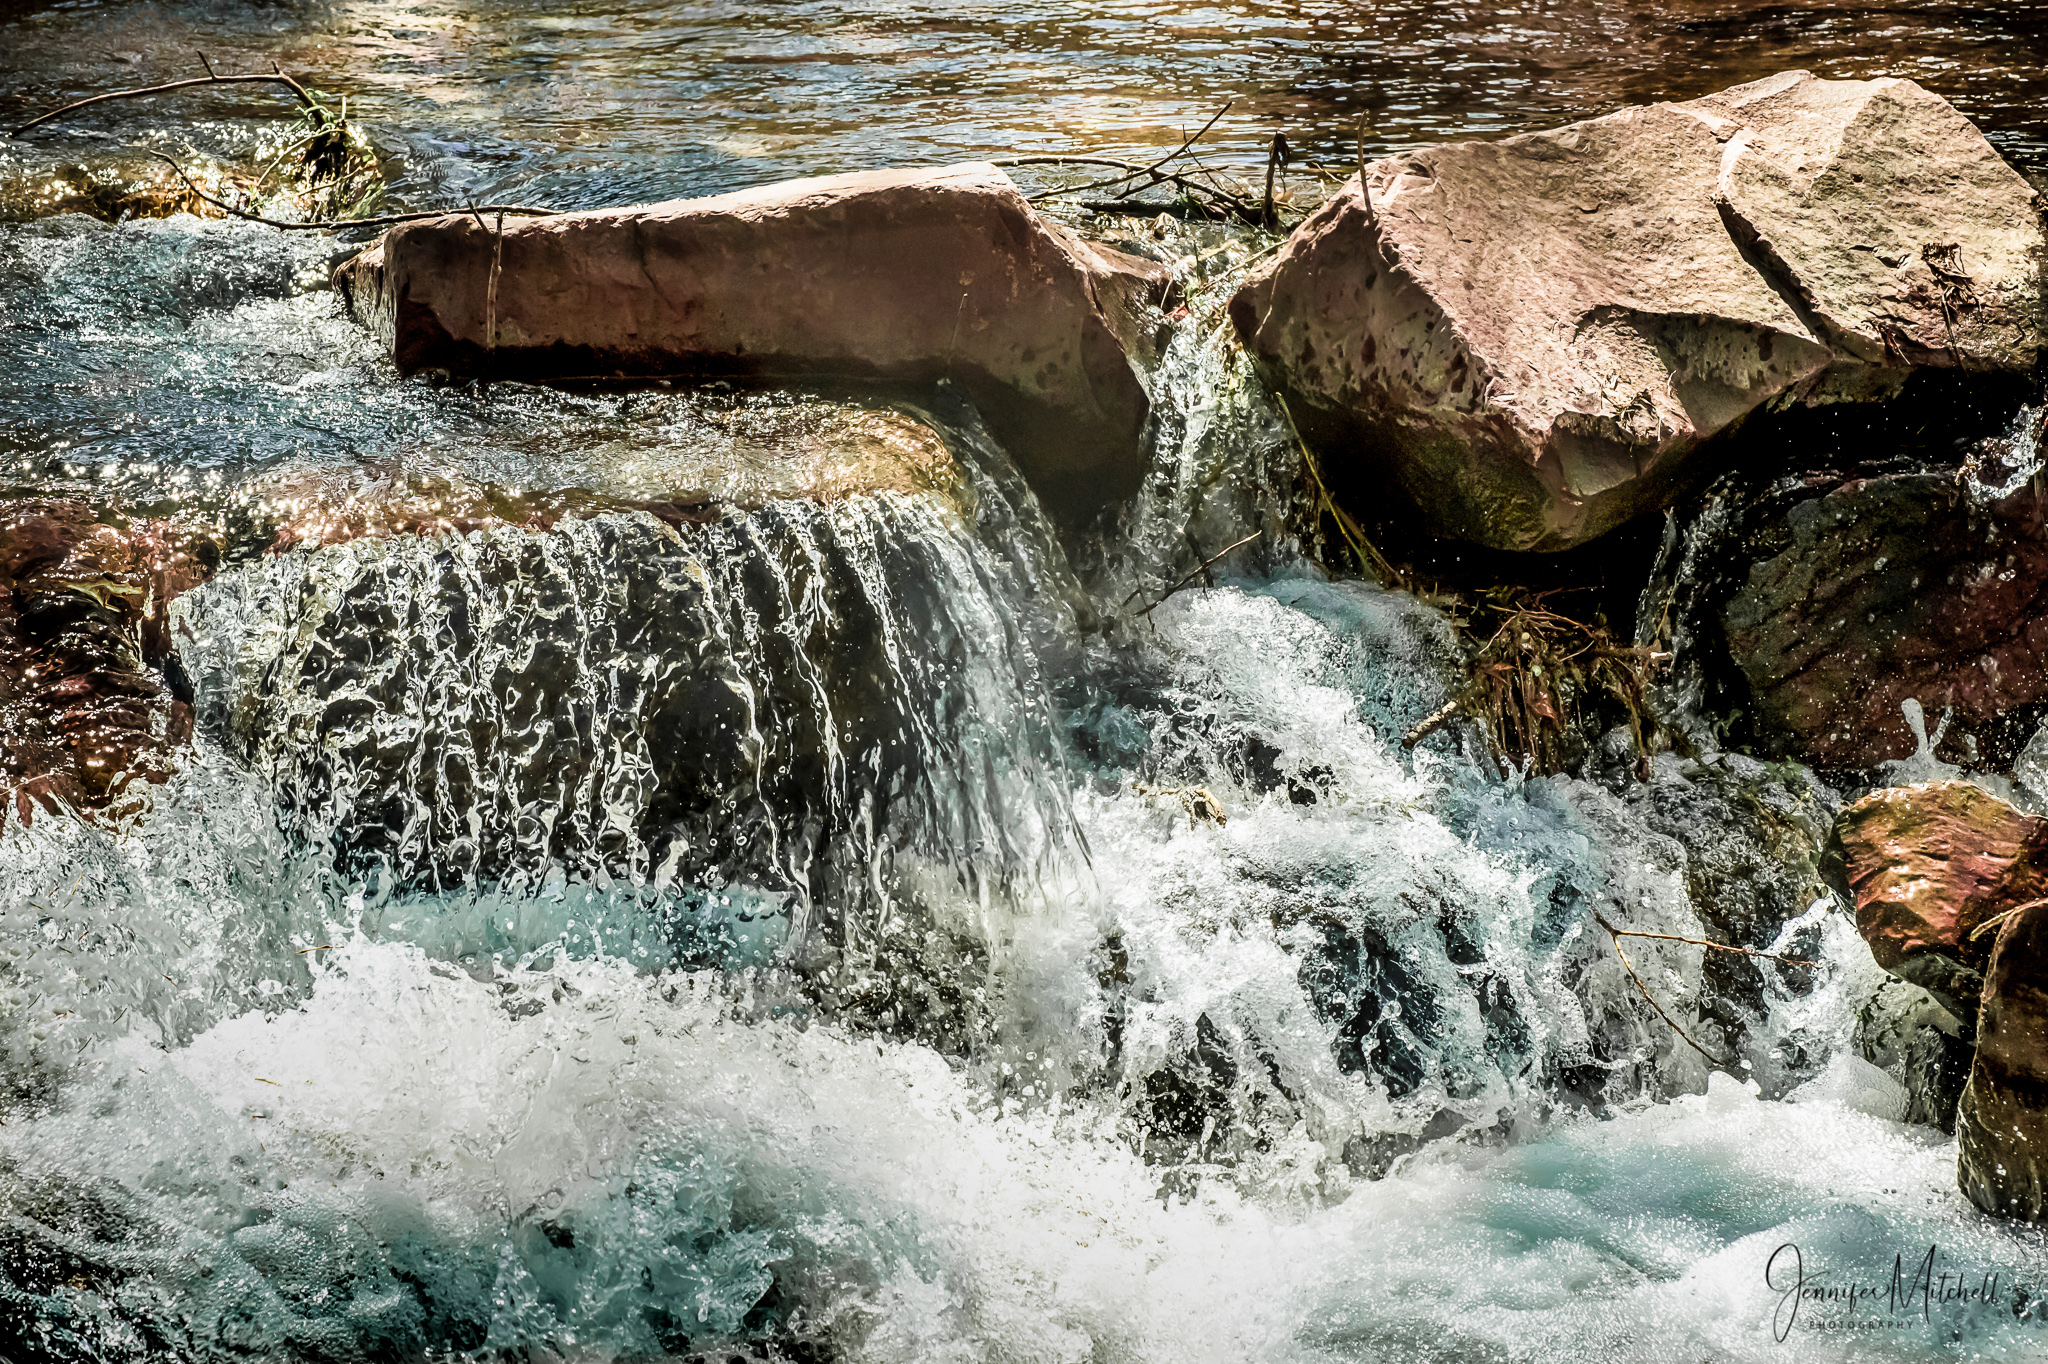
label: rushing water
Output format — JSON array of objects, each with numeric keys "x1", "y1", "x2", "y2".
[{"x1": 6, "y1": 3, "x2": 2048, "y2": 1361}]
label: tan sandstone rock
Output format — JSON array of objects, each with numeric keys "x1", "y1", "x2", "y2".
[
  {"x1": 334, "y1": 163, "x2": 1173, "y2": 522},
  {"x1": 1230, "y1": 71, "x2": 2045, "y2": 552}
]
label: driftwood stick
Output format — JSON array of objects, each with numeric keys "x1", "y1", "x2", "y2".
[
  {"x1": 14, "y1": 66, "x2": 320, "y2": 138},
  {"x1": 1402, "y1": 694, "x2": 1466, "y2": 749},
  {"x1": 1356, "y1": 122, "x2": 1380, "y2": 228},
  {"x1": 147, "y1": 152, "x2": 556, "y2": 231},
  {"x1": 994, "y1": 155, "x2": 1258, "y2": 217},
  {"x1": 1262, "y1": 131, "x2": 1285, "y2": 228}
]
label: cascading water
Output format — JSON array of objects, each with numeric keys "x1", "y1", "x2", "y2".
[
  {"x1": 8, "y1": 13, "x2": 2048, "y2": 1355},
  {"x1": 6, "y1": 211, "x2": 2045, "y2": 1362}
]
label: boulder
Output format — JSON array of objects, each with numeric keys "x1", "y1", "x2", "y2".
[
  {"x1": 1644, "y1": 446, "x2": 2048, "y2": 771},
  {"x1": 1956, "y1": 898, "x2": 2048, "y2": 1220},
  {"x1": 334, "y1": 164, "x2": 1174, "y2": 522},
  {"x1": 1229, "y1": 71, "x2": 2044, "y2": 552},
  {"x1": 1720, "y1": 469, "x2": 2048, "y2": 769},
  {"x1": 1833, "y1": 781, "x2": 2048, "y2": 1019},
  {"x1": 0, "y1": 500, "x2": 219, "y2": 826}
]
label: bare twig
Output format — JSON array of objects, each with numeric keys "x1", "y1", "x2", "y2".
[
  {"x1": 1357, "y1": 122, "x2": 1378, "y2": 226},
  {"x1": 1128, "y1": 530, "x2": 1262, "y2": 619},
  {"x1": 1594, "y1": 912, "x2": 1732, "y2": 1069},
  {"x1": 465, "y1": 199, "x2": 507, "y2": 362},
  {"x1": 1603, "y1": 921, "x2": 1817, "y2": 968},
  {"x1": 14, "y1": 64, "x2": 320, "y2": 138},
  {"x1": 148, "y1": 152, "x2": 556, "y2": 230},
  {"x1": 994, "y1": 154, "x2": 1263, "y2": 221},
  {"x1": 1024, "y1": 102, "x2": 1233, "y2": 204},
  {"x1": 1261, "y1": 131, "x2": 1287, "y2": 229}
]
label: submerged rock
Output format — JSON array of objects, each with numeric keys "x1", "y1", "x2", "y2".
[
  {"x1": 1833, "y1": 780, "x2": 2048, "y2": 1020},
  {"x1": 1229, "y1": 70, "x2": 2043, "y2": 552},
  {"x1": 334, "y1": 163, "x2": 1174, "y2": 522},
  {"x1": 0, "y1": 152, "x2": 230, "y2": 223},
  {"x1": 1854, "y1": 976, "x2": 1974, "y2": 1130},
  {"x1": 0, "y1": 500, "x2": 219, "y2": 825},
  {"x1": 1957, "y1": 898, "x2": 2048, "y2": 1220}
]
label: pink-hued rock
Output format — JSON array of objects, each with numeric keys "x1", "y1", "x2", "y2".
[
  {"x1": 1834, "y1": 781, "x2": 2048, "y2": 1016},
  {"x1": 0, "y1": 500, "x2": 219, "y2": 827},
  {"x1": 1230, "y1": 71, "x2": 2045, "y2": 552},
  {"x1": 334, "y1": 163, "x2": 1174, "y2": 520},
  {"x1": 1957, "y1": 897, "x2": 2048, "y2": 1220}
]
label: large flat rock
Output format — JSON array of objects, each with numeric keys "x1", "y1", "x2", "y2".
[
  {"x1": 335, "y1": 163, "x2": 1173, "y2": 522},
  {"x1": 1230, "y1": 71, "x2": 2045, "y2": 552}
]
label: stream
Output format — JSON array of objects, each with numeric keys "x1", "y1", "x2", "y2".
[{"x1": 4, "y1": 3, "x2": 2048, "y2": 1361}]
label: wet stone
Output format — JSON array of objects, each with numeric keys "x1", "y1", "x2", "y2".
[{"x1": 0, "y1": 498, "x2": 219, "y2": 826}]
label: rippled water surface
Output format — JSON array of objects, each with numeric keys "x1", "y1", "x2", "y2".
[
  {"x1": 5, "y1": 3, "x2": 2048, "y2": 1362},
  {"x1": 4, "y1": 0, "x2": 2047, "y2": 206}
]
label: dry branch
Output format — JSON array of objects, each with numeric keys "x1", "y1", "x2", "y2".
[
  {"x1": 996, "y1": 151, "x2": 1280, "y2": 225},
  {"x1": 13, "y1": 63, "x2": 321, "y2": 138},
  {"x1": 1598, "y1": 917, "x2": 1732, "y2": 1070},
  {"x1": 1023, "y1": 102, "x2": 1233, "y2": 205}
]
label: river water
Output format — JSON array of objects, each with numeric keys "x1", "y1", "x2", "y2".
[{"x1": 3, "y1": 3, "x2": 2048, "y2": 1362}]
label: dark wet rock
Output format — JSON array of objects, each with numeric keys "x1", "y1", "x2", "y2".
[
  {"x1": 1130, "y1": 1011, "x2": 1241, "y2": 1163},
  {"x1": 1614, "y1": 752, "x2": 1836, "y2": 1092},
  {"x1": 1716, "y1": 469, "x2": 2048, "y2": 770},
  {"x1": 178, "y1": 500, "x2": 1077, "y2": 1026},
  {"x1": 335, "y1": 163, "x2": 1175, "y2": 523},
  {"x1": 1834, "y1": 780, "x2": 2048, "y2": 1021},
  {"x1": 1957, "y1": 897, "x2": 2048, "y2": 1220},
  {"x1": 1230, "y1": 70, "x2": 2044, "y2": 552},
  {"x1": 0, "y1": 499, "x2": 219, "y2": 826},
  {"x1": 1854, "y1": 977, "x2": 1974, "y2": 1131}
]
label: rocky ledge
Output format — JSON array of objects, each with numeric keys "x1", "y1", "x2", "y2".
[{"x1": 334, "y1": 163, "x2": 1174, "y2": 524}]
